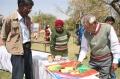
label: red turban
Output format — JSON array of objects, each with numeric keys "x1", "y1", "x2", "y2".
[{"x1": 55, "y1": 20, "x2": 64, "y2": 27}]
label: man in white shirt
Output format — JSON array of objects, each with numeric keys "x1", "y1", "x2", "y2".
[
  {"x1": 73, "y1": 14, "x2": 120, "y2": 79},
  {"x1": 105, "y1": 16, "x2": 116, "y2": 79},
  {"x1": 1, "y1": 0, "x2": 34, "y2": 79}
]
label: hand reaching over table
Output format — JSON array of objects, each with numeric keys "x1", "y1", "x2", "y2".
[{"x1": 73, "y1": 61, "x2": 81, "y2": 70}]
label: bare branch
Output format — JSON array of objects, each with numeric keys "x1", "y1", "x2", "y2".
[
  {"x1": 110, "y1": 0, "x2": 119, "y2": 4},
  {"x1": 109, "y1": 0, "x2": 120, "y2": 15}
]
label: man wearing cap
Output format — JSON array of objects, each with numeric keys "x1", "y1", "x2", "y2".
[{"x1": 50, "y1": 19, "x2": 70, "y2": 56}]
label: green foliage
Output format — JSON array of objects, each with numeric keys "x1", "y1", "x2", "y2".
[
  {"x1": 68, "y1": 26, "x2": 75, "y2": 31},
  {"x1": 66, "y1": 18, "x2": 76, "y2": 31},
  {"x1": 34, "y1": 16, "x2": 40, "y2": 23},
  {"x1": 33, "y1": 13, "x2": 57, "y2": 30},
  {"x1": 0, "y1": 19, "x2": 2, "y2": 27},
  {"x1": 66, "y1": 0, "x2": 110, "y2": 26},
  {"x1": 0, "y1": 15, "x2": 3, "y2": 27}
]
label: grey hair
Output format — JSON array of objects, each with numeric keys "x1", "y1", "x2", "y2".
[{"x1": 81, "y1": 14, "x2": 96, "y2": 25}]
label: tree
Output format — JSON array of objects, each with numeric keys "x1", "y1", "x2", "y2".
[
  {"x1": 101, "y1": 0, "x2": 120, "y2": 15},
  {"x1": 33, "y1": 12, "x2": 56, "y2": 30},
  {"x1": 110, "y1": 0, "x2": 120, "y2": 15},
  {"x1": 101, "y1": 0, "x2": 120, "y2": 36},
  {"x1": 65, "y1": 18, "x2": 76, "y2": 31},
  {"x1": 66, "y1": 0, "x2": 110, "y2": 28},
  {"x1": 0, "y1": 14, "x2": 3, "y2": 27},
  {"x1": 55, "y1": 0, "x2": 119, "y2": 32}
]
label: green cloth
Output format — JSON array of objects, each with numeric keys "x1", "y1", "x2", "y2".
[{"x1": 77, "y1": 65, "x2": 91, "y2": 73}]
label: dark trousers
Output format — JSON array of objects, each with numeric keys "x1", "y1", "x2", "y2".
[{"x1": 11, "y1": 47, "x2": 33, "y2": 79}]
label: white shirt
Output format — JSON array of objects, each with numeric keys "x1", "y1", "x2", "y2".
[
  {"x1": 78, "y1": 23, "x2": 120, "y2": 64},
  {"x1": 17, "y1": 12, "x2": 30, "y2": 44}
]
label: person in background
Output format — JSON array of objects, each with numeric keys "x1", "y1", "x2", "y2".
[
  {"x1": 0, "y1": 26, "x2": 1, "y2": 33},
  {"x1": 50, "y1": 19, "x2": 70, "y2": 56},
  {"x1": 73, "y1": 14, "x2": 120, "y2": 79},
  {"x1": 33, "y1": 32, "x2": 38, "y2": 40},
  {"x1": 1, "y1": 0, "x2": 34, "y2": 79},
  {"x1": 105, "y1": 16, "x2": 115, "y2": 26},
  {"x1": 118, "y1": 56, "x2": 120, "y2": 67},
  {"x1": 47, "y1": 24, "x2": 52, "y2": 35},
  {"x1": 76, "y1": 25, "x2": 85, "y2": 45},
  {"x1": 75, "y1": 25, "x2": 87, "y2": 59},
  {"x1": 45, "y1": 25, "x2": 50, "y2": 41},
  {"x1": 105, "y1": 16, "x2": 116, "y2": 79}
]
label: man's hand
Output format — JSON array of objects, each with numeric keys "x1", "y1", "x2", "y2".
[
  {"x1": 73, "y1": 61, "x2": 81, "y2": 70},
  {"x1": 112, "y1": 63, "x2": 118, "y2": 71}
]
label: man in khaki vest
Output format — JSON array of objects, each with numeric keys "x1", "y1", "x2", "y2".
[{"x1": 73, "y1": 14, "x2": 120, "y2": 79}]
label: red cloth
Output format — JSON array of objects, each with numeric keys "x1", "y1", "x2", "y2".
[
  {"x1": 45, "y1": 29, "x2": 50, "y2": 41},
  {"x1": 25, "y1": 22, "x2": 28, "y2": 27},
  {"x1": 24, "y1": 18, "x2": 28, "y2": 27},
  {"x1": 55, "y1": 19, "x2": 64, "y2": 27},
  {"x1": 90, "y1": 53, "x2": 112, "y2": 60}
]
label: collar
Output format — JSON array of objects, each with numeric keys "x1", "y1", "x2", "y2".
[
  {"x1": 92, "y1": 23, "x2": 102, "y2": 36},
  {"x1": 17, "y1": 11, "x2": 24, "y2": 22},
  {"x1": 94, "y1": 23, "x2": 100, "y2": 33}
]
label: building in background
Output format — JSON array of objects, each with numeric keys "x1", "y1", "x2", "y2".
[{"x1": 31, "y1": 23, "x2": 41, "y2": 40}]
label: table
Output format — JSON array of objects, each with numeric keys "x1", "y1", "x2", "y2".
[
  {"x1": 0, "y1": 46, "x2": 64, "y2": 79},
  {"x1": 33, "y1": 58, "x2": 99, "y2": 79},
  {"x1": 39, "y1": 41, "x2": 50, "y2": 52},
  {"x1": 32, "y1": 41, "x2": 50, "y2": 52},
  {"x1": 0, "y1": 46, "x2": 53, "y2": 79},
  {"x1": 45, "y1": 61, "x2": 99, "y2": 79},
  {"x1": 0, "y1": 46, "x2": 12, "y2": 72},
  {"x1": 0, "y1": 46, "x2": 99, "y2": 79}
]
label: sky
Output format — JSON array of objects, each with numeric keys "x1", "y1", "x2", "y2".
[{"x1": 0, "y1": 0, "x2": 70, "y2": 20}]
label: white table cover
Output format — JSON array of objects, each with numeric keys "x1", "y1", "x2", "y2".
[
  {"x1": 0, "y1": 46, "x2": 55, "y2": 79},
  {"x1": 0, "y1": 46, "x2": 99, "y2": 79},
  {"x1": 0, "y1": 46, "x2": 12, "y2": 72}
]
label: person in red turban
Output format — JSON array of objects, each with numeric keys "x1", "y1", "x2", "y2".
[
  {"x1": 55, "y1": 19, "x2": 64, "y2": 32},
  {"x1": 50, "y1": 19, "x2": 70, "y2": 56},
  {"x1": 55, "y1": 19, "x2": 64, "y2": 27}
]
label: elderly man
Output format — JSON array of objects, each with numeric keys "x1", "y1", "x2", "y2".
[{"x1": 74, "y1": 14, "x2": 120, "y2": 79}]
